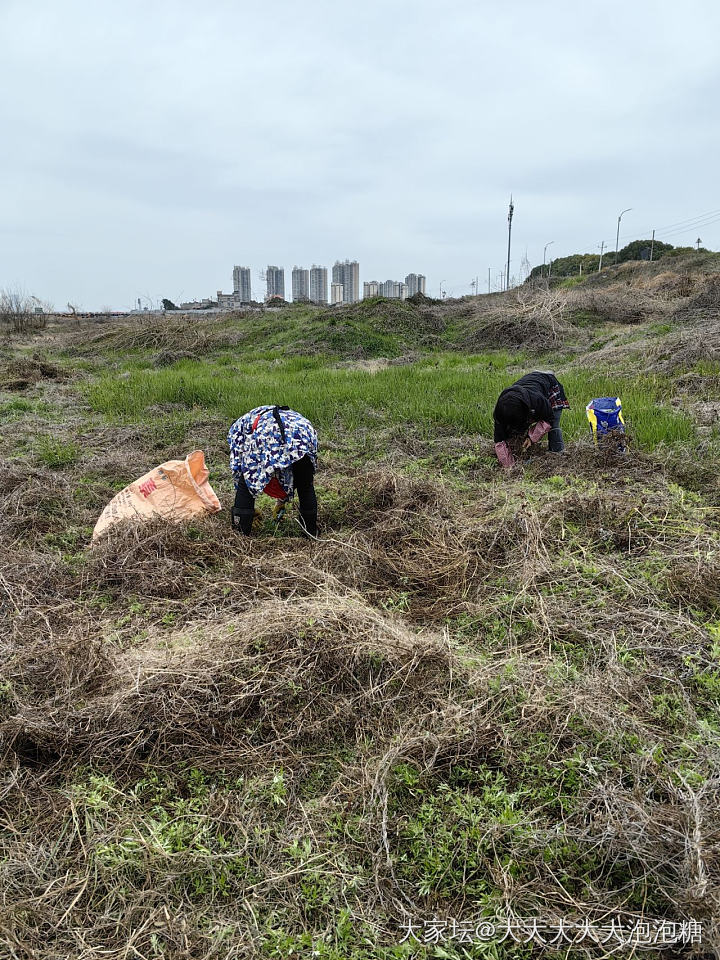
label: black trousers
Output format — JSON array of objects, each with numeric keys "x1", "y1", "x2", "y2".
[
  {"x1": 548, "y1": 408, "x2": 565, "y2": 452},
  {"x1": 232, "y1": 455, "x2": 317, "y2": 536}
]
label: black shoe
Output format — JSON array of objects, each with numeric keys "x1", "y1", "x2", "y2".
[
  {"x1": 298, "y1": 512, "x2": 318, "y2": 538},
  {"x1": 231, "y1": 507, "x2": 254, "y2": 535}
]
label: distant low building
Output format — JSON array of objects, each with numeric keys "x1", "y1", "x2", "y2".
[
  {"x1": 179, "y1": 298, "x2": 214, "y2": 310},
  {"x1": 216, "y1": 291, "x2": 252, "y2": 310},
  {"x1": 363, "y1": 280, "x2": 380, "y2": 298},
  {"x1": 330, "y1": 282, "x2": 344, "y2": 304}
]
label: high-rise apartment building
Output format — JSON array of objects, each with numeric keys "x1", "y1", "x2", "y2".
[
  {"x1": 309, "y1": 265, "x2": 328, "y2": 304},
  {"x1": 377, "y1": 280, "x2": 408, "y2": 300},
  {"x1": 232, "y1": 265, "x2": 252, "y2": 302},
  {"x1": 405, "y1": 273, "x2": 426, "y2": 296},
  {"x1": 332, "y1": 259, "x2": 360, "y2": 303},
  {"x1": 363, "y1": 280, "x2": 380, "y2": 299},
  {"x1": 265, "y1": 266, "x2": 285, "y2": 301},
  {"x1": 292, "y1": 266, "x2": 310, "y2": 302},
  {"x1": 330, "y1": 282, "x2": 344, "y2": 304}
]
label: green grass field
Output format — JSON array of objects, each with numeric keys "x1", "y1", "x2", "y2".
[{"x1": 87, "y1": 352, "x2": 695, "y2": 448}]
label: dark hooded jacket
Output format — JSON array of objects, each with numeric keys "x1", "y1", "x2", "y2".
[{"x1": 493, "y1": 372, "x2": 566, "y2": 443}]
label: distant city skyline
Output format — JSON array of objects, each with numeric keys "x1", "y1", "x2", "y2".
[
  {"x1": 364, "y1": 273, "x2": 426, "y2": 301},
  {"x1": 213, "y1": 260, "x2": 426, "y2": 308}
]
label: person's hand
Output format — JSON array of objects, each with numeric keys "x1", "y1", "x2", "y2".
[
  {"x1": 521, "y1": 436, "x2": 532, "y2": 452},
  {"x1": 528, "y1": 421, "x2": 551, "y2": 444},
  {"x1": 494, "y1": 441, "x2": 514, "y2": 469}
]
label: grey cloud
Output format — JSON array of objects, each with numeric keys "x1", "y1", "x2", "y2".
[{"x1": 1, "y1": 0, "x2": 720, "y2": 307}]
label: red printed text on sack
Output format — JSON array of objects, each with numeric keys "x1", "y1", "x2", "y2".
[{"x1": 138, "y1": 478, "x2": 157, "y2": 498}]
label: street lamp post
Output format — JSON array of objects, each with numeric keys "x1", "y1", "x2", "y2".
[
  {"x1": 615, "y1": 208, "x2": 632, "y2": 265},
  {"x1": 543, "y1": 241, "x2": 554, "y2": 279},
  {"x1": 506, "y1": 196, "x2": 514, "y2": 292}
]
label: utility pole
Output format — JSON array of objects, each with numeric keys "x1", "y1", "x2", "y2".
[
  {"x1": 506, "y1": 195, "x2": 514, "y2": 292},
  {"x1": 649, "y1": 229, "x2": 655, "y2": 263},
  {"x1": 598, "y1": 240, "x2": 604, "y2": 272},
  {"x1": 488, "y1": 268, "x2": 491, "y2": 294},
  {"x1": 697, "y1": 236, "x2": 703, "y2": 251},
  {"x1": 615, "y1": 208, "x2": 632, "y2": 265},
  {"x1": 543, "y1": 241, "x2": 554, "y2": 278}
]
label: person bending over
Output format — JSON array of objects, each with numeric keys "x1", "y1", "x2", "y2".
[
  {"x1": 228, "y1": 405, "x2": 318, "y2": 536},
  {"x1": 493, "y1": 371, "x2": 569, "y2": 469}
]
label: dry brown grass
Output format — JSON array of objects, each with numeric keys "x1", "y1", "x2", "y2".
[
  {"x1": 461, "y1": 281, "x2": 578, "y2": 351},
  {"x1": 3, "y1": 283, "x2": 720, "y2": 956},
  {"x1": 567, "y1": 281, "x2": 677, "y2": 326},
  {"x1": 66, "y1": 314, "x2": 243, "y2": 356},
  {"x1": 646, "y1": 314, "x2": 720, "y2": 373}
]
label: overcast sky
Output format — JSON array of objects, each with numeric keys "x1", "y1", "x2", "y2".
[{"x1": 2, "y1": 0, "x2": 719, "y2": 308}]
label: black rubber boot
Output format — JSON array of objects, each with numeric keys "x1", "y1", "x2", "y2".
[
  {"x1": 298, "y1": 511, "x2": 318, "y2": 538},
  {"x1": 231, "y1": 507, "x2": 255, "y2": 535}
]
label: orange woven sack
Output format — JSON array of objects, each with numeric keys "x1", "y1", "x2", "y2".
[{"x1": 92, "y1": 450, "x2": 221, "y2": 540}]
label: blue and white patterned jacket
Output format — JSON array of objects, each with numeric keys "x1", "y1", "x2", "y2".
[{"x1": 227, "y1": 406, "x2": 318, "y2": 498}]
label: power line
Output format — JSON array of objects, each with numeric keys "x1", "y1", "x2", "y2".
[
  {"x1": 618, "y1": 211, "x2": 720, "y2": 244},
  {"x1": 647, "y1": 208, "x2": 720, "y2": 233},
  {"x1": 571, "y1": 206, "x2": 720, "y2": 259},
  {"x1": 654, "y1": 214, "x2": 720, "y2": 241}
]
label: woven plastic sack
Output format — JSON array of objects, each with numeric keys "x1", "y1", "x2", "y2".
[{"x1": 92, "y1": 450, "x2": 221, "y2": 540}]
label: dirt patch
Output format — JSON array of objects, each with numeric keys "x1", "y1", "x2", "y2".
[
  {"x1": 688, "y1": 400, "x2": 720, "y2": 429},
  {"x1": 336, "y1": 357, "x2": 391, "y2": 373},
  {"x1": 0, "y1": 354, "x2": 68, "y2": 391},
  {"x1": 153, "y1": 349, "x2": 199, "y2": 366}
]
